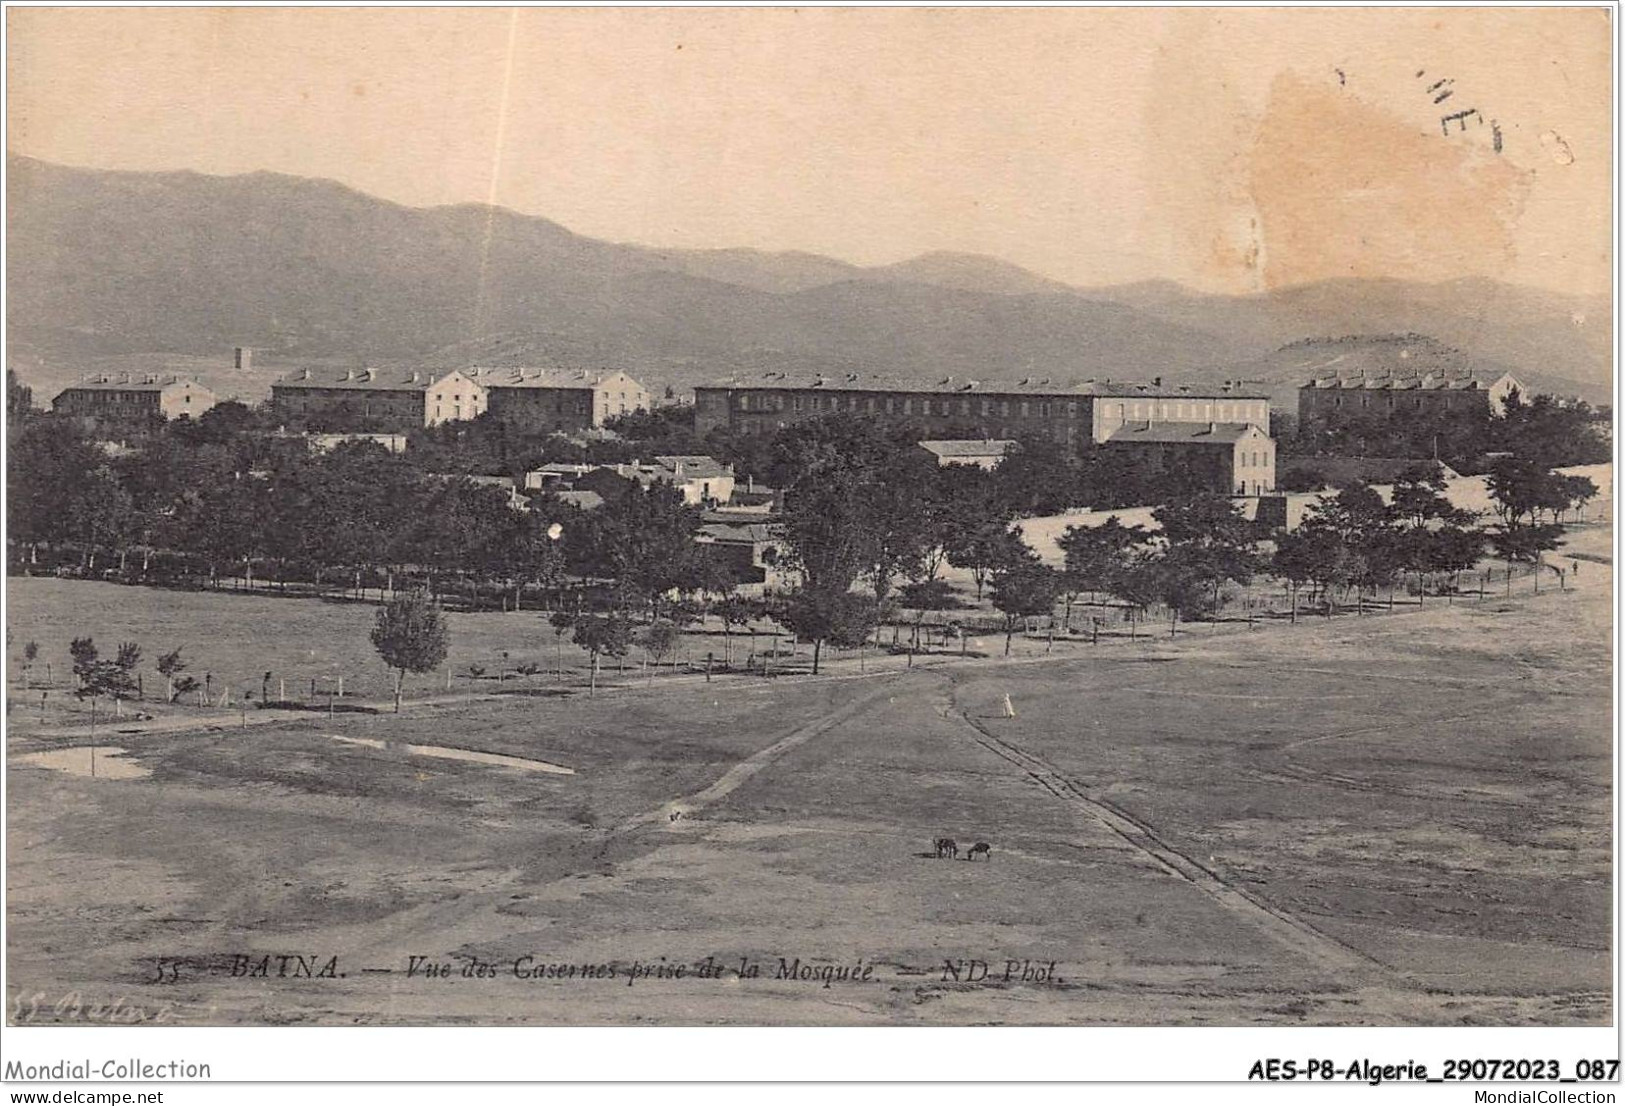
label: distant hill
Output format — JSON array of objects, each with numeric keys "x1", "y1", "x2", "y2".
[
  {"x1": 1117, "y1": 279, "x2": 1611, "y2": 404},
  {"x1": 1214, "y1": 333, "x2": 1594, "y2": 414},
  {"x1": 7, "y1": 155, "x2": 1611, "y2": 407}
]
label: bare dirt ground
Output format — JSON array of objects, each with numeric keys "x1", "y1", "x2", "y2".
[{"x1": 5, "y1": 530, "x2": 1612, "y2": 1026}]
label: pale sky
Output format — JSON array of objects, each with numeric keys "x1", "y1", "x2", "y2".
[{"x1": 6, "y1": 7, "x2": 1613, "y2": 295}]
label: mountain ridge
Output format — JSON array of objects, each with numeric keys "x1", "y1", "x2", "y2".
[{"x1": 6, "y1": 154, "x2": 1611, "y2": 406}]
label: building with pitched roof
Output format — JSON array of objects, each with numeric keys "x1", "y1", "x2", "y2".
[
  {"x1": 918, "y1": 439, "x2": 1018, "y2": 469},
  {"x1": 692, "y1": 371, "x2": 1269, "y2": 444},
  {"x1": 478, "y1": 368, "x2": 650, "y2": 432},
  {"x1": 1297, "y1": 370, "x2": 1523, "y2": 430},
  {"x1": 1103, "y1": 421, "x2": 1276, "y2": 495},
  {"x1": 271, "y1": 367, "x2": 486, "y2": 430},
  {"x1": 52, "y1": 374, "x2": 218, "y2": 426}
]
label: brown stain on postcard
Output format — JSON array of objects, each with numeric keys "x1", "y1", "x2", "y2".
[{"x1": 1246, "y1": 71, "x2": 1533, "y2": 291}]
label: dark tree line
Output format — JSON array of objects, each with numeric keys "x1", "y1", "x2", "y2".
[{"x1": 1279, "y1": 389, "x2": 1609, "y2": 471}]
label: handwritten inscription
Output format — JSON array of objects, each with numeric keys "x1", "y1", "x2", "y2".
[
  {"x1": 1416, "y1": 68, "x2": 1502, "y2": 153},
  {"x1": 12, "y1": 989, "x2": 180, "y2": 1024}
]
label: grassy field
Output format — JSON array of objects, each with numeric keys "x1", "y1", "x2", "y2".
[
  {"x1": 4, "y1": 528, "x2": 1612, "y2": 1025},
  {"x1": 3, "y1": 576, "x2": 838, "y2": 721}
]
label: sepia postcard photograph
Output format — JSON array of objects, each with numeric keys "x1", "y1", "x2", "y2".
[{"x1": 0, "y1": 2, "x2": 1617, "y2": 1088}]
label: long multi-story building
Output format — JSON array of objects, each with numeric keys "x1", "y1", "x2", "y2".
[
  {"x1": 1298, "y1": 370, "x2": 1524, "y2": 431},
  {"x1": 53, "y1": 374, "x2": 218, "y2": 426},
  {"x1": 479, "y1": 368, "x2": 650, "y2": 432},
  {"x1": 271, "y1": 368, "x2": 486, "y2": 430},
  {"x1": 693, "y1": 371, "x2": 1270, "y2": 444}
]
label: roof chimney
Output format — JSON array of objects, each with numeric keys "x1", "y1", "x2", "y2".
[{"x1": 345, "y1": 369, "x2": 356, "y2": 381}]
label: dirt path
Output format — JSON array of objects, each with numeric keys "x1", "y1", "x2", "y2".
[
  {"x1": 310, "y1": 674, "x2": 909, "y2": 974},
  {"x1": 939, "y1": 674, "x2": 1417, "y2": 1018},
  {"x1": 614, "y1": 676, "x2": 906, "y2": 833}
]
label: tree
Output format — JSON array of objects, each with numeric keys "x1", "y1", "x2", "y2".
[
  {"x1": 1279, "y1": 467, "x2": 1331, "y2": 493},
  {"x1": 68, "y1": 638, "x2": 142, "y2": 721},
  {"x1": 1431, "y1": 524, "x2": 1487, "y2": 597},
  {"x1": 9, "y1": 419, "x2": 110, "y2": 563},
  {"x1": 779, "y1": 467, "x2": 879, "y2": 598},
  {"x1": 861, "y1": 453, "x2": 938, "y2": 606},
  {"x1": 156, "y1": 646, "x2": 189, "y2": 704},
  {"x1": 638, "y1": 620, "x2": 682, "y2": 685},
  {"x1": 20, "y1": 640, "x2": 38, "y2": 687},
  {"x1": 1151, "y1": 494, "x2": 1261, "y2": 613},
  {"x1": 7, "y1": 369, "x2": 34, "y2": 425},
  {"x1": 572, "y1": 614, "x2": 633, "y2": 696},
  {"x1": 1058, "y1": 517, "x2": 1150, "y2": 624},
  {"x1": 66, "y1": 465, "x2": 138, "y2": 570},
  {"x1": 1110, "y1": 553, "x2": 1165, "y2": 639},
  {"x1": 775, "y1": 588, "x2": 880, "y2": 675},
  {"x1": 988, "y1": 553, "x2": 1062, "y2": 656},
  {"x1": 1136, "y1": 551, "x2": 1214, "y2": 637},
  {"x1": 717, "y1": 595, "x2": 754, "y2": 667},
  {"x1": 1486, "y1": 455, "x2": 1594, "y2": 584},
  {"x1": 370, "y1": 591, "x2": 450, "y2": 712},
  {"x1": 1293, "y1": 482, "x2": 1401, "y2": 607},
  {"x1": 897, "y1": 578, "x2": 956, "y2": 651},
  {"x1": 70, "y1": 637, "x2": 100, "y2": 689},
  {"x1": 1491, "y1": 389, "x2": 1610, "y2": 469},
  {"x1": 944, "y1": 519, "x2": 1027, "y2": 601},
  {"x1": 548, "y1": 608, "x2": 577, "y2": 681},
  {"x1": 565, "y1": 484, "x2": 702, "y2": 617},
  {"x1": 1390, "y1": 464, "x2": 1476, "y2": 602},
  {"x1": 992, "y1": 436, "x2": 1078, "y2": 515}
]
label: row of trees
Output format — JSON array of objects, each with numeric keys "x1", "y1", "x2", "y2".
[
  {"x1": 1276, "y1": 389, "x2": 1609, "y2": 471},
  {"x1": 763, "y1": 416, "x2": 1290, "y2": 662},
  {"x1": 9, "y1": 412, "x2": 731, "y2": 611}
]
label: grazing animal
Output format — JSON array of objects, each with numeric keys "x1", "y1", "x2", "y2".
[
  {"x1": 966, "y1": 842, "x2": 992, "y2": 861},
  {"x1": 933, "y1": 837, "x2": 958, "y2": 859}
]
